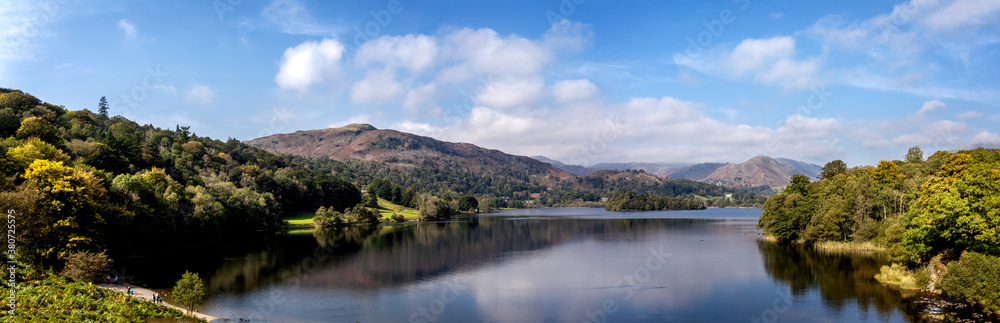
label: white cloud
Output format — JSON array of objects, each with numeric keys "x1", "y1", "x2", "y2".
[
  {"x1": 396, "y1": 95, "x2": 845, "y2": 165},
  {"x1": 541, "y1": 20, "x2": 591, "y2": 53},
  {"x1": 475, "y1": 77, "x2": 545, "y2": 109},
  {"x1": 922, "y1": 0, "x2": 1000, "y2": 31},
  {"x1": 154, "y1": 84, "x2": 177, "y2": 95},
  {"x1": 552, "y1": 79, "x2": 599, "y2": 104},
  {"x1": 676, "y1": 36, "x2": 820, "y2": 90},
  {"x1": 117, "y1": 19, "x2": 137, "y2": 41},
  {"x1": 350, "y1": 70, "x2": 403, "y2": 103},
  {"x1": 892, "y1": 120, "x2": 967, "y2": 146},
  {"x1": 801, "y1": 0, "x2": 1000, "y2": 102},
  {"x1": 437, "y1": 27, "x2": 552, "y2": 82},
  {"x1": 275, "y1": 38, "x2": 345, "y2": 92},
  {"x1": 185, "y1": 84, "x2": 215, "y2": 107},
  {"x1": 0, "y1": 2, "x2": 32, "y2": 83},
  {"x1": 851, "y1": 129, "x2": 891, "y2": 148},
  {"x1": 403, "y1": 83, "x2": 441, "y2": 116},
  {"x1": 260, "y1": 0, "x2": 341, "y2": 36},
  {"x1": 971, "y1": 130, "x2": 1000, "y2": 144},
  {"x1": 956, "y1": 110, "x2": 983, "y2": 119},
  {"x1": 916, "y1": 99, "x2": 945, "y2": 115},
  {"x1": 355, "y1": 34, "x2": 438, "y2": 73}
]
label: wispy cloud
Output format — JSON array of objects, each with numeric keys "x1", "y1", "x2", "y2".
[
  {"x1": 185, "y1": 83, "x2": 215, "y2": 107},
  {"x1": 118, "y1": 18, "x2": 138, "y2": 41},
  {"x1": 260, "y1": 0, "x2": 343, "y2": 36}
]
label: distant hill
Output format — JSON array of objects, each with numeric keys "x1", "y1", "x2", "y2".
[
  {"x1": 532, "y1": 156, "x2": 593, "y2": 176},
  {"x1": 248, "y1": 125, "x2": 766, "y2": 205},
  {"x1": 246, "y1": 124, "x2": 573, "y2": 180},
  {"x1": 950, "y1": 142, "x2": 1000, "y2": 152},
  {"x1": 661, "y1": 162, "x2": 726, "y2": 181},
  {"x1": 541, "y1": 155, "x2": 822, "y2": 189}
]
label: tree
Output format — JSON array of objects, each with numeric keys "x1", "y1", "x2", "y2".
[
  {"x1": 23, "y1": 159, "x2": 106, "y2": 265},
  {"x1": 362, "y1": 191, "x2": 378, "y2": 208},
  {"x1": 787, "y1": 174, "x2": 812, "y2": 195},
  {"x1": 61, "y1": 250, "x2": 113, "y2": 283},
  {"x1": 872, "y1": 160, "x2": 903, "y2": 189},
  {"x1": 458, "y1": 195, "x2": 479, "y2": 212},
  {"x1": 98, "y1": 96, "x2": 109, "y2": 119},
  {"x1": 172, "y1": 271, "x2": 207, "y2": 314},
  {"x1": 904, "y1": 146, "x2": 923, "y2": 163},
  {"x1": 16, "y1": 116, "x2": 64, "y2": 147},
  {"x1": 819, "y1": 160, "x2": 848, "y2": 180}
]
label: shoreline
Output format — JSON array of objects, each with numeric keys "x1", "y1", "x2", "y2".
[{"x1": 99, "y1": 283, "x2": 228, "y2": 322}]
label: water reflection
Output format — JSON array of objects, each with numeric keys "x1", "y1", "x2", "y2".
[
  {"x1": 756, "y1": 240, "x2": 919, "y2": 321},
  {"x1": 190, "y1": 209, "x2": 931, "y2": 322}
]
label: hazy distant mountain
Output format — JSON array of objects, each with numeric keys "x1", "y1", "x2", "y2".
[
  {"x1": 661, "y1": 162, "x2": 726, "y2": 181},
  {"x1": 531, "y1": 156, "x2": 593, "y2": 176},
  {"x1": 774, "y1": 158, "x2": 823, "y2": 181},
  {"x1": 950, "y1": 142, "x2": 1000, "y2": 152},
  {"x1": 541, "y1": 155, "x2": 822, "y2": 188},
  {"x1": 247, "y1": 124, "x2": 573, "y2": 179},
  {"x1": 588, "y1": 162, "x2": 674, "y2": 176}
]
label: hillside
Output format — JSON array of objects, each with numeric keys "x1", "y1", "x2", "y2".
[
  {"x1": 247, "y1": 124, "x2": 573, "y2": 180},
  {"x1": 701, "y1": 156, "x2": 795, "y2": 188},
  {"x1": 0, "y1": 88, "x2": 361, "y2": 266},
  {"x1": 250, "y1": 126, "x2": 767, "y2": 206},
  {"x1": 541, "y1": 155, "x2": 822, "y2": 189}
]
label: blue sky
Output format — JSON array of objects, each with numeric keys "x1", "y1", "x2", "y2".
[{"x1": 2, "y1": 0, "x2": 999, "y2": 167}]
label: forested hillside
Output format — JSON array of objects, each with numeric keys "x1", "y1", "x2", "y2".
[
  {"x1": 0, "y1": 89, "x2": 360, "y2": 268},
  {"x1": 288, "y1": 154, "x2": 767, "y2": 208},
  {"x1": 757, "y1": 146, "x2": 1000, "y2": 314}
]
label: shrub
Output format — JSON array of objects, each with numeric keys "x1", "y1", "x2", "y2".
[
  {"x1": 61, "y1": 250, "x2": 113, "y2": 283},
  {"x1": 940, "y1": 252, "x2": 1000, "y2": 315}
]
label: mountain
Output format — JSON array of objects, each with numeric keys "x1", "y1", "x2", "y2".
[
  {"x1": 541, "y1": 155, "x2": 822, "y2": 189},
  {"x1": 531, "y1": 156, "x2": 592, "y2": 176},
  {"x1": 661, "y1": 162, "x2": 726, "y2": 181},
  {"x1": 950, "y1": 142, "x2": 1000, "y2": 152},
  {"x1": 246, "y1": 124, "x2": 573, "y2": 179},
  {"x1": 588, "y1": 162, "x2": 673, "y2": 176},
  {"x1": 700, "y1": 156, "x2": 795, "y2": 188},
  {"x1": 774, "y1": 158, "x2": 823, "y2": 180}
]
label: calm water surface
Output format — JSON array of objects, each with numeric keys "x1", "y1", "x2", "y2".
[{"x1": 140, "y1": 208, "x2": 933, "y2": 322}]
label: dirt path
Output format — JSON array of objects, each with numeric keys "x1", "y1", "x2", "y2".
[{"x1": 99, "y1": 284, "x2": 228, "y2": 322}]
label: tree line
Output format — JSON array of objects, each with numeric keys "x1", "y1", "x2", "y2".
[
  {"x1": 0, "y1": 89, "x2": 361, "y2": 270},
  {"x1": 757, "y1": 146, "x2": 1000, "y2": 315}
]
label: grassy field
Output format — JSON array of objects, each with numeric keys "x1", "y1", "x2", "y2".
[
  {"x1": 377, "y1": 197, "x2": 420, "y2": 219},
  {"x1": 281, "y1": 198, "x2": 420, "y2": 229},
  {"x1": 283, "y1": 211, "x2": 316, "y2": 226}
]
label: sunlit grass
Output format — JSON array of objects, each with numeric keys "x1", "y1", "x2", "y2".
[
  {"x1": 814, "y1": 240, "x2": 888, "y2": 253},
  {"x1": 875, "y1": 264, "x2": 928, "y2": 290},
  {"x1": 377, "y1": 197, "x2": 420, "y2": 219},
  {"x1": 283, "y1": 211, "x2": 316, "y2": 226}
]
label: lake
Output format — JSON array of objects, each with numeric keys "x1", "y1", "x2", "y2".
[{"x1": 137, "y1": 208, "x2": 937, "y2": 322}]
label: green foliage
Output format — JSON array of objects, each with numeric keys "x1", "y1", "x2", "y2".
[
  {"x1": 6, "y1": 270, "x2": 190, "y2": 322},
  {"x1": 604, "y1": 190, "x2": 706, "y2": 211},
  {"x1": 16, "y1": 116, "x2": 64, "y2": 148},
  {"x1": 898, "y1": 151, "x2": 1000, "y2": 264},
  {"x1": 23, "y1": 159, "x2": 106, "y2": 265},
  {"x1": 417, "y1": 194, "x2": 454, "y2": 221},
  {"x1": 940, "y1": 252, "x2": 1000, "y2": 315},
  {"x1": 172, "y1": 271, "x2": 207, "y2": 315},
  {"x1": 905, "y1": 146, "x2": 923, "y2": 163},
  {"x1": 457, "y1": 194, "x2": 478, "y2": 212},
  {"x1": 362, "y1": 191, "x2": 378, "y2": 208},
  {"x1": 289, "y1": 155, "x2": 765, "y2": 208},
  {"x1": 0, "y1": 90, "x2": 364, "y2": 270},
  {"x1": 60, "y1": 250, "x2": 113, "y2": 283},
  {"x1": 820, "y1": 159, "x2": 848, "y2": 180}
]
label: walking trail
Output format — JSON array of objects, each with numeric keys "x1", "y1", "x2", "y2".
[{"x1": 99, "y1": 283, "x2": 228, "y2": 322}]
